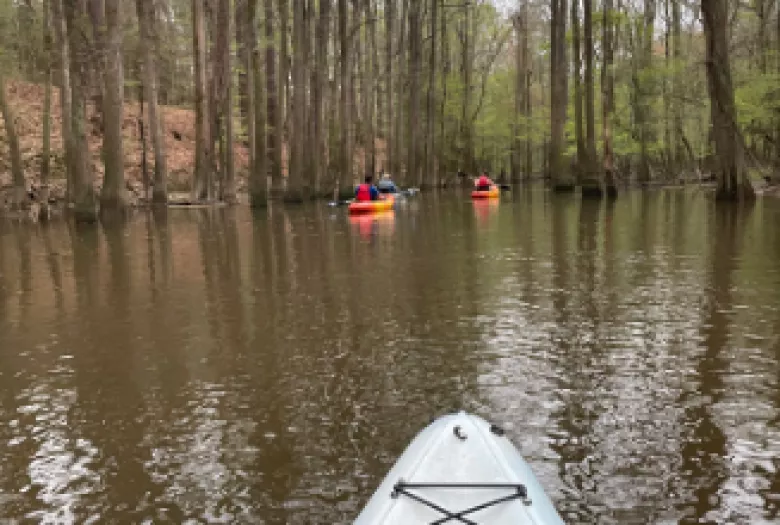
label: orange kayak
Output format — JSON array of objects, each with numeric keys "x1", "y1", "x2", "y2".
[
  {"x1": 348, "y1": 195, "x2": 395, "y2": 214},
  {"x1": 471, "y1": 186, "x2": 500, "y2": 199}
]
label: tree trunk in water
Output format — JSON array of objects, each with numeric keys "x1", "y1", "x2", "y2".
[
  {"x1": 338, "y1": 0, "x2": 353, "y2": 197},
  {"x1": 462, "y1": 3, "x2": 473, "y2": 174},
  {"x1": 550, "y1": 0, "x2": 573, "y2": 191},
  {"x1": 395, "y1": 0, "x2": 408, "y2": 183},
  {"x1": 372, "y1": 0, "x2": 382, "y2": 174},
  {"x1": 41, "y1": 0, "x2": 53, "y2": 215},
  {"x1": 367, "y1": 0, "x2": 377, "y2": 182},
  {"x1": 701, "y1": 0, "x2": 755, "y2": 201},
  {"x1": 0, "y1": 71, "x2": 26, "y2": 208},
  {"x1": 581, "y1": 0, "x2": 601, "y2": 197},
  {"x1": 408, "y1": 1, "x2": 422, "y2": 187},
  {"x1": 671, "y1": 0, "x2": 683, "y2": 172},
  {"x1": 65, "y1": 0, "x2": 98, "y2": 220},
  {"x1": 511, "y1": 12, "x2": 523, "y2": 183},
  {"x1": 603, "y1": 0, "x2": 617, "y2": 197},
  {"x1": 439, "y1": 0, "x2": 450, "y2": 176},
  {"x1": 265, "y1": 0, "x2": 282, "y2": 195},
  {"x1": 137, "y1": 0, "x2": 168, "y2": 204},
  {"x1": 637, "y1": 0, "x2": 655, "y2": 184},
  {"x1": 385, "y1": 0, "x2": 394, "y2": 175},
  {"x1": 522, "y1": 6, "x2": 532, "y2": 179},
  {"x1": 571, "y1": 0, "x2": 584, "y2": 180},
  {"x1": 236, "y1": 0, "x2": 254, "y2": 172},
  {"x1": 425, "y1": 0, "x2": 437, "y2": 187},
  {"x1": 100, "y1": 0, "x2": 127, "y2": 213},
  {"x1": 279, "y1": 0, "x2": 289, "y2": 177},
  {"x1": 52, "y1": 0, "x2": 74, "y2": 201},
  {"x1": 192, "y1": 0, "x2": 211, "y2": 201},
  {"x1": 312, "y1": 0, "x2": 331, "y2": 196},
  {"x1": 287, "y1": 0, "x2": 306, "y2": 202},
  {"x1": 223, "y1": 0, "x2": 237, "y2": 203},
  {"x1": 251, "y1": 46, "x2": 268, "y2": 207}
]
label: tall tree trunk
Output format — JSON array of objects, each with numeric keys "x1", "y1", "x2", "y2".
[
  {"x1": 372, "y1": 0, "x2": 382, "y2": 173},
  {"x1": 603, "y1": 0, "x2": 618, "y2": 197},
  {"x1": 425, "y1": 0, "x2": 437, "y2": 187},
  {"x1": 265, "y1": 0, "x2": 282, "y2": 194},
  {"x1": 462, "y1": 2, "x2": 473, "y2": 174},
  {"x1": 192, "y1": 0, "x2": 211, "y2": 201},
  {"x1": 637, "y1": 0, "x2": 655, "y2": 184},
  {"x1": 136, "y1": 0, "x2": 168, "y2": 204},
  {"x1": 64, "y1": 0, "x2": 98, "y2": 220},
  {"x1": 671, "y1": 0, "x2": 683, "y2": 171},
  {"x1": 550, "y1": 0, "x2": 573, "y2": 191},
  {"x1": 524, "y1": 30, "x2": 532, "y2": 180},
  {"x1": 236, "y1": 0, "x2": 254, "y2": 172},
  {"x1": 701, "y1": 0, "x2": 755, "y2": 201},
  {"x1": 223, "y1": 0, "x2": 237, "y2": 203},
  {"x1": 367, "y1": 0, "x2": 377, "y2": 181},
  {"x1": 287, "y1": 0, "x2": 306, "y2": 201},
  {"x1": 312, "y1": 0, "x2": 331, "y2": 196},
  {"x1": 251, "y1": 45, "x2": 268, "y2": 207},
  {"x1": 52, "y1": 0, "x2": 74, "y2": 200},
  {"x1": 408, "y1": 1, "x2": 422, "y2": 186},
  {"x1": 385, "y1": 0, "x2": 394, "y2": 175},
  {"x1": 100, "y1": 0, "x2": 127, "y2": 212},
  {"x1": 395, "y1": 0, "x2": 409, "y2": 182},
  {"x1": 88, "y1": 0, "x2": 106, "y2": 125},
  {"x1": 338, "y1": 0, "x2": 353, "y2": 196},
  {"x1": 581, "y1": 0, "x2": 601, "y2": 196},
  {"x1": 279, "y1": 0, "x2": 289, "y2": 177},
  {"x1": 512, "y1": 12, "x2": 523, "y2": 183},
  {"x1": 0, "y1": 71, "x2": 26, "y2": 208},
  {"x1": 41, "y1": 0, "x2": 53, "y2": 214},
  {"x1": 439, "y1": 1, "x2": 450, "y2": 176},
  {"x1": 572, "y1": 0, "x2": 585, "y2": 179}
]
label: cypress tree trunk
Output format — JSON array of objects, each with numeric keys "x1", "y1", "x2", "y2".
[
  {"x1": 581, "y1": 0, "x2": 602, "y2": 197},
  {"x1": 41, "y1": 0, "x2": 53, "y2": 215},
  {"x1": 701, "y1": 0, "x2": 755, "y2": 201},
  {"x1": 550, "y1": 0, "x2": 573, "y2": 191},
  {"x1": 312, "y1": 0, "x2": 331, "y2": 196},
  {"x1": 0, "y1": 72, "x2": 26, "y2": 208},
  {"x1": 408, "y1": 1, "x2": 422, "y2": 186},
  {"x1": 100, "y1": 0, "x2": 128, "y2": 213},
  {"x1": 385, "y1": 0, "x2": 394, "y2": 175},
  {"x1": 425, "y1": 0, "x2": 437, "y2": 187},
  {"x1": 265, "y1": 0, "x2": 282, "y2": 195},
  {"x1": 603, "y1": 0, "x2": 618, "y2": 197},
  {"x1": 136, "y1": 0, "x2": 168, "y2": 204},
  {"x1": 251, "y1": 46, "x2": 268, "y2": 207},
  {"x1": 192, "y1": 0, "x2": 211, "y2": 201},
  {"x1": 52, "y1": 0, "x2": 75, "y2": 201},
  {"x1": 572, "y1": 0, "x2": 585, "y2": 179},
  {"x1": 64, "y1": 0, "x2": 98, "y2": 221},
  {"x1": 287, "y1": 0, "x2": 306, "y2": 202},
  {"x1": 338, "y1": 0, "x2": 353, "y2": 197}
]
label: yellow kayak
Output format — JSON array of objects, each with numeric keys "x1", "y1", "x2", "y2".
[
  {"x1": 348, "y1": 195, "x2": 395, "y2": 214},
  {"x1": 471, "y1": 186, "x2": 500, "y2": 199}
]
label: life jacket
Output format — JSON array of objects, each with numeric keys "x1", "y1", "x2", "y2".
[
  {"x1": 477, "y1": 175, "x2": 491, "y2": 189},
  {"x1": 356, "y1": 183, "x2": 372, "y2": 201}
]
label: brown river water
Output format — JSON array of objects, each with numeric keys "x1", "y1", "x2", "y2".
[{"x1": 0, "y1": 188, "x2": 779, "y2": 524}]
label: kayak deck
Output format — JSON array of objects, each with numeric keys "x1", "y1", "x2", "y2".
[{"x1": 354, "y1": 412, "x2": 564, "y2": 524}]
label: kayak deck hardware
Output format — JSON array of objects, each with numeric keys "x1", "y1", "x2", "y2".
[{"x1": 390, "y1": 481, "x2": 532, "y2": 525}]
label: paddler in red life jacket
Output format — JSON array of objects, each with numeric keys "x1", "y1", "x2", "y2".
[
  {"x1": 474, "y1": 171, "x2": 494, "y2": 191},
  {"x1": 355, "y1": 175, "x2": 380, "y2": 202}
]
